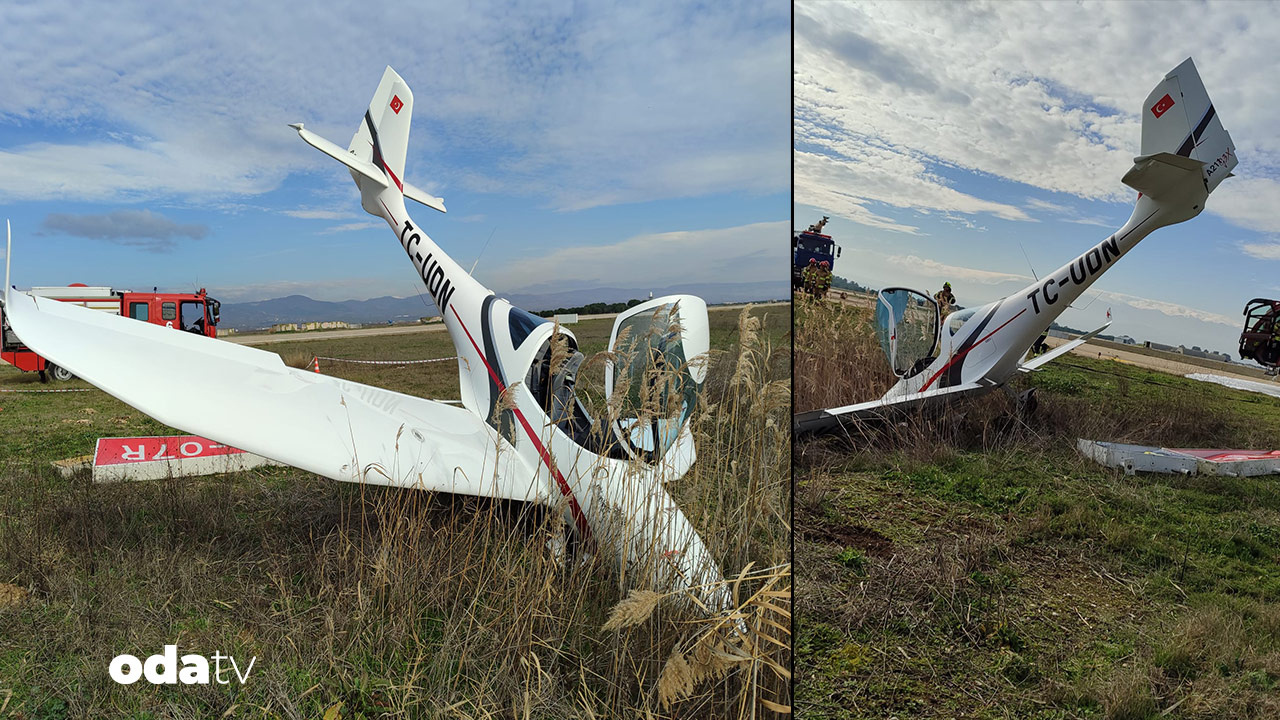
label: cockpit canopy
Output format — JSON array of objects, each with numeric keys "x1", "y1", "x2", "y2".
[
  {"x1": 604, "y1": 295, "x2": 708, "y2": 463},
  {"x1": 875, "y1": 287, "x2": 940, "y2": 378}
]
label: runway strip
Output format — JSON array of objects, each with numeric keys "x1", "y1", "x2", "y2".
[
  {"x1": 1045, "y1": 335, "x2": 1266, "y2": 387},
  {"x1": 223, "y1": 301, "x2": 786, "y2": 346}
]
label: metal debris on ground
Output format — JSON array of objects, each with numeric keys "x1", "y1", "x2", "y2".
[{"x1": 1078, "y1": 439, "x2": 1280, "y2": 477}]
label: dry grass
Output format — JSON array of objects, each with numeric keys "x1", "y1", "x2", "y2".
[
  {"x1": 793, "y1": 294, "x2": 894, "y2": 414},
  {"x1": 0, "y1": 307, "x2": 790, "y2": 718}
]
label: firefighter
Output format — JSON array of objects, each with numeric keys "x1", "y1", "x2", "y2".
[
  {"x1": 934, "y1": 282, "x2": 956, "y2": 318},
  {"x1": 808, "y1": 215, "x2": 829, "y2": 234},
  {"x1": 802, "y1": 258, "x2": 820, "y2": 299},
  {"x1": 817, "y1": 260, "x2": 833, "y2": 300},
  {"x1": 1031, "y1": 333, "x2": 1049, "y2": 356}
]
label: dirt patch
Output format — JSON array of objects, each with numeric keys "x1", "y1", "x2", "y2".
[
  {"x1": 802, "y1": 519, "x2": 893, "y2": 557},
  {"x1": 0, "y1": 582, "x2": 28, "y2": 609}
]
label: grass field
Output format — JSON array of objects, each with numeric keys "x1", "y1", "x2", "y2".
[
  {"x1": 0, "y1": 304, "x2": 791, "y2": 719},
  {"x1": 794, "y1": 297, "x2": 1280, "y2": 720}
]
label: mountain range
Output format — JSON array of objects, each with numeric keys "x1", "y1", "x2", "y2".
[{"x1": 217, "y1": 281, "x2": 789, "y2": 330}]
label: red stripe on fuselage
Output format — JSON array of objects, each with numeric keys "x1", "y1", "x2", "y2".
[
  {"x1": 919, "y1": 309, "x2": 1028, "y2": 392},
  {"x1": 379, "y1": 199, "x2": 398, "y2": 227},
  {"x1": 449, "y1": 306, "x2": 592, "y2": 539},
  {"x1": 382, "y1": 161, "x2": 403, "y2": 192},
  {"x1": 367, "y1": 139, "x2": 404, "y2": 192}
]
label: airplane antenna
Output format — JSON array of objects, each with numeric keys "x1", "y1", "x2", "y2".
[
  {"x1": 1077, "y1": 291, "x2": 1102, "y2": 312},
  {"x1": 1017, "y1": 240, "x2": 1038, "y2": 281},
  {"x1": 410, "y1": 283, "x2": 434, "y2": 314},
  {"x1": 469, "y1": 227, "x2": 497, "y2": 276}
]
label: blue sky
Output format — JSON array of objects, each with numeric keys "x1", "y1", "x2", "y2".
[
  {"x1": 795, "y1": 0, "x2": 1280, "y2": 357},
  {"x1": 0, "y1": 1, "x2": 789, "y2": 304}
]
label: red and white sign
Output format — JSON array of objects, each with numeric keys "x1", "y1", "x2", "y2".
[
  {"x1": 390, "y1": 95, "x2": 403, "y2": 114},
  {"x1": 93, "y1": 435, "x2": 280, "y2": 483},
  {"x1": 96, "y1": 435, "x2": 243, "y2": 465},
  {"x1": 1150, "y1": 93, "x2": 1176, "y2": 118}
]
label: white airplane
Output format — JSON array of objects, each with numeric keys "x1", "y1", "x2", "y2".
[
  {"x1": 4, "y1": 68, "x2": 733, "y2": 612},
  {"x1": 796, "y1": 57, "x2": 1236, "y2": 435}
]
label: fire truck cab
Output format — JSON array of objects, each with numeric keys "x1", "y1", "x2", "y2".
[{"x1": 1, "y1": 284, "x2": 220, "y2": 382}]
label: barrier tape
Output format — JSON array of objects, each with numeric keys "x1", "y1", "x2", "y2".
[
  {"x1": 313, "y1": 356, "x2": 457, "y2": 366},
  {"x1": 0, "y1": 387, "x2": 97, "y2": 394}
]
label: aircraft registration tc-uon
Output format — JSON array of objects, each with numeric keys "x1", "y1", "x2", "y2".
[
  {"x1": 4, "y1": 68, "x2": 734, "y2": 613},
  {"x1": 796, "y1": 57, "x2": 1236, "y2": 436}
]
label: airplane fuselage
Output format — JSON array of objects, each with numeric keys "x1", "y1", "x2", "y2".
[
  {"x1": 884, "y1": 194, "x2": 1187, "y2": 399},
  {"x1": 371, "y1": 187, "x2": 726, "y2": 608}
]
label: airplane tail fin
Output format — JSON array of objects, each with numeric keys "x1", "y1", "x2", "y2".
[
  {"x1": 1123, "y1": 58, "x2": 1236, "y2": 205},
  {"x1": 291, "y1": 66, "x2": 446, "y2": 215},
  {"x1": 348, "y1": 66, "x2": 413, "y2": 195}
]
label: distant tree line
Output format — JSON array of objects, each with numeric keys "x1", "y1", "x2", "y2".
[
  {"x1": 536, "y1": 299, "x2": 644, "y2": 317},
  {"x1": 831, "y1": 276, "x2": 873, "y2": 293}
]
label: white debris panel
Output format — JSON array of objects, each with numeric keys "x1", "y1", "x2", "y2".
[
  {"x1": 1078, "y1": 439, "x2": 1280, "y2": 477},
  {"x1": 1186, "y1": 373, "x2": 1280, "y2": 400}
]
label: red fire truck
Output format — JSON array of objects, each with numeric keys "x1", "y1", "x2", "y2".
[{"x1": 0, "y1": 284, "x2": 221, "y2": 382}]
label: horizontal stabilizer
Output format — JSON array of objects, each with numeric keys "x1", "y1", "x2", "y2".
[
  {"x1": 1121, "y1": 151, "x2": 1208, "y2": 202},
  {"x1": 291, "y1": 123, "x2": 388, "y2": 190},
  {"x1": 291, "y1": 124, "x2": 445, "y2": 214},
  {"x1": 1019, "y1": 320, "x2": 1111, "y2": 372},
  {"x1": 1121, "y1": 152, "x2": 1205, "y2": 203},
  {"x1": 403, "y1": 181, "x2": 446, "y2": 214}
]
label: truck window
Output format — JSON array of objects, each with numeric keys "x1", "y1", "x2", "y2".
[
  {"x1": 161, "y1": 302, "x2": 177, "y2": 322},
  {"x1": 798, "y1": 236, "x2": 832, "y2": 254},
  {"x1": 181, "y1": 301, "x2": 204, "y2": 332},
  {"x1": 129, "y1": 302, "x2": 149, "y2": 321}
]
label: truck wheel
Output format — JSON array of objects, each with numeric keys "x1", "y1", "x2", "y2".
[{"x1": 49, "y1": 364, "x2": 75, "y2": 382}]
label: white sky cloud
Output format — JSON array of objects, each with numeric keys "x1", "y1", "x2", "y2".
[
  {"x1": 319, "y1": 221, "x2": 382, "y2": 235},
  {"x1": 283, "y1": 208, "x2": 353, "y2": 221},
  {"x1": 794, "y1": 0, "x2": 1280, "y2": 235},
  {"x1": 882, "y1": 255, "x2": 1031, "y2": 286},
  {"x1": 794, "y1": 150, "x2": 1031, "y2": 235},
  {"x1": 1240, "y1": 241, "x2": 1280, "y2": 260},
  {"x1": 484, "y1": 221, "x2": 785, "y2": 291},
  {"x1": 795, "y1": 1, "x2": 1280, "y2": 354},
  {"x1": 1091, "y1": 288, "x2": 1237, "y2": 327},
  {"x1": 0, "y1": 2, "x2": 788, "y2": 211}
]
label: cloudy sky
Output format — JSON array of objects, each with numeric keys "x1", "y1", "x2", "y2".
[
  {"x1": 0, "y1": 1, "x2": 789, "y2": 304},
  {"x1": 795, "y1": 0, "x2": 1280, "y2": 356}
]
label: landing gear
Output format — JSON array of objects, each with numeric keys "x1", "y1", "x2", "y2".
[
  {"x1": 1001, "y1": 386, "x2": 1039, "y2": 420},
  {"x1": 48, "y1": 363, "x2": 75, "y2": 382},
  {"x1": 1016, "y1": 388, "x2": 1038, "y2": 418}
]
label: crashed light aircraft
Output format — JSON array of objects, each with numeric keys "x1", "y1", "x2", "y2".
[
  {"x1": 4, "y1": 68, "x2": 733, "y2": 612},
  {"x1": 796, "y1": 57, "x2": 1236, "y2": 435}
]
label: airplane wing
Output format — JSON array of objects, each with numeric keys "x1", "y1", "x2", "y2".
[
  {"x1": 1018, "y1": 320, "x2": 1112, "y2": 373},
  {"x1": 794, "y1": 381, "x2": 988, "y2": 436},
  {"x1": 4, "y1": 290, "x2": 541, "y2": 502}
]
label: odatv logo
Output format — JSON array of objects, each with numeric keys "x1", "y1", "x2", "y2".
[{"x1": 109, "y1": 645, "x2": 257, "y2": 685}]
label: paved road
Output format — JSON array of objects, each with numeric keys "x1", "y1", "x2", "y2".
[{"x1": 224, "y1": 301, "x2": 786, "y2": 346}]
